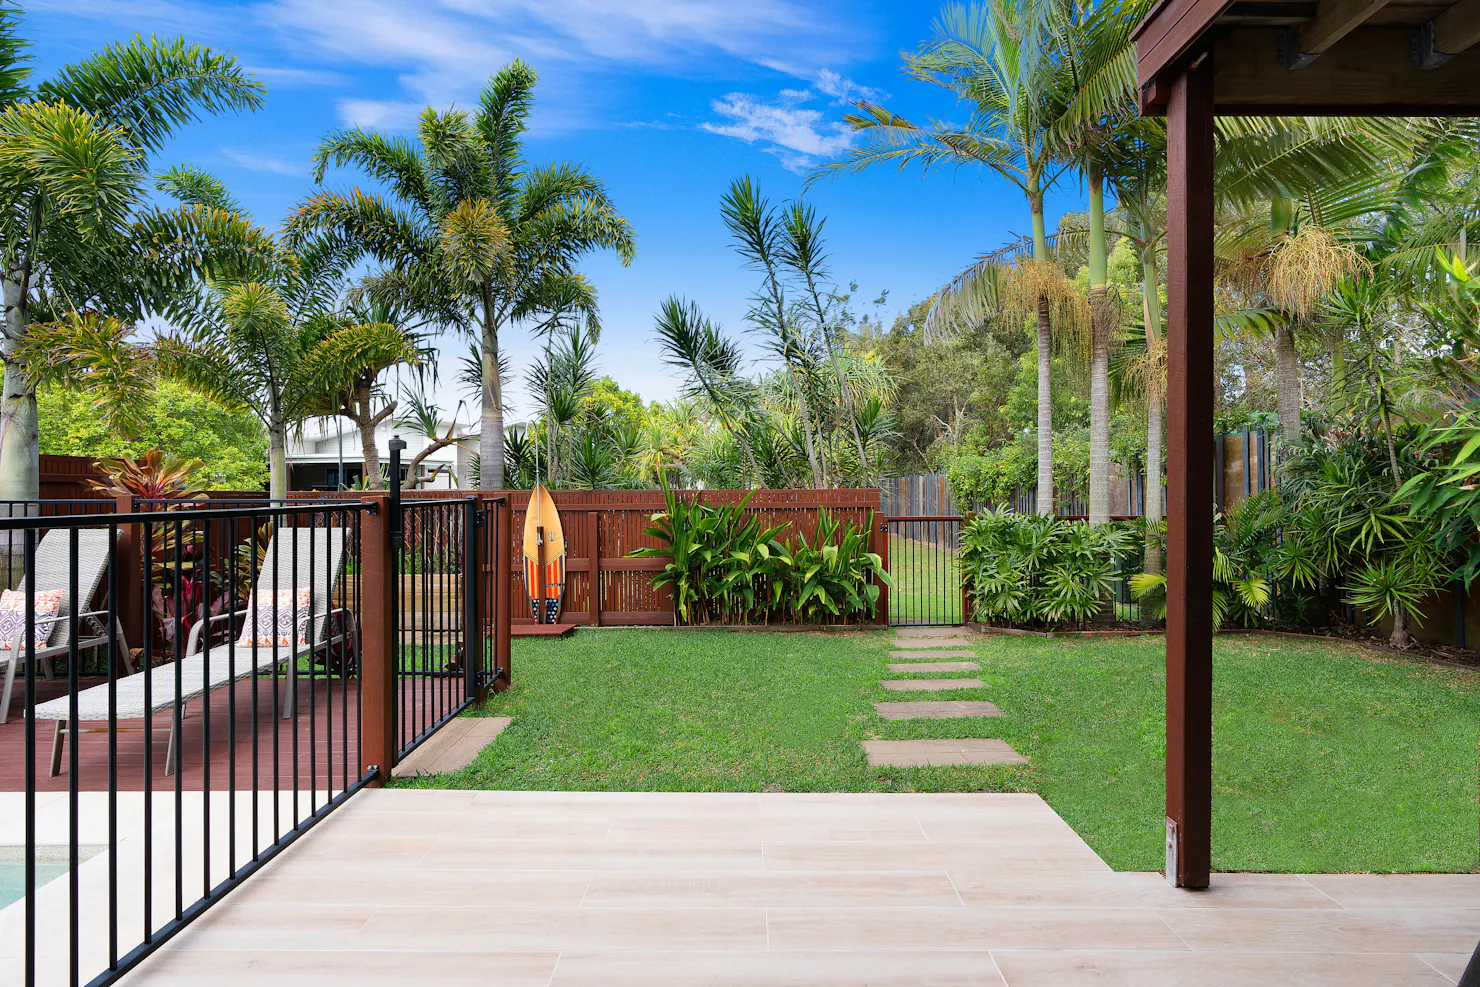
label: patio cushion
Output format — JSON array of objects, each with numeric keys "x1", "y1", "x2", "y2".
[
  {"x1": 237, "y1": 588, "x2": 312, "y2": 648},
  {"x1": 0, "y1": 588, "x2": 62, "y2": 652}
]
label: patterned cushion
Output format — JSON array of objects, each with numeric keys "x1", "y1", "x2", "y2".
[
  {"x1": 0, "y1": 588, "x2": 63, "y2": 651},
  {"x1": 236, "y1": 588, "x2": 313, "y2": 649}
]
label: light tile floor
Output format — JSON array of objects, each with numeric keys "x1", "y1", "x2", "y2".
[{"x1": 116, "y1": 790, "x2": 1480, "y2": 986}]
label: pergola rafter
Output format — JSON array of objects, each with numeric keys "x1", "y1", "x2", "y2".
[{"x1": 1133, "y1": 0, "x2": 1480, "y2": 896}]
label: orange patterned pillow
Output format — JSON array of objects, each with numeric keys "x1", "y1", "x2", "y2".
[
  {"x1": 0, "y1": 588, "x2": 63, "y2": 651},
  {"x1": 236, "y1": 588, "x2": 313, "y2": 648}
]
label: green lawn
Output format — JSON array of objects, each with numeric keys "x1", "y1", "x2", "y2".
[{"x1": 401, "y1": 628, "x2": 1480, "y2": 874}]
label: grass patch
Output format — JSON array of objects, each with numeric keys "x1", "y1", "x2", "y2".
[
  {"x1": 888, "y1": 532, "x2": 961, "y2": 625},
  {"x1": 400, "y1": 628, "x2": 1480, "y2": 874}
]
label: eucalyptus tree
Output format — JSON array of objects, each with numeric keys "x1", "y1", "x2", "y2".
[
  {"x1": 0, "y1": 14, "x2": 266, "y2": 498},
  {"x1": 821, "y1": 0, "x2": 1074, "y2": 514},
  {"x1": 291, "y1": 60, "x2": 635, "y2": 489}
]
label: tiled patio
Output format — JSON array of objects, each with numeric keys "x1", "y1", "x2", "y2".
[{"x1": 116, "y1": 790, "x2": 1480, "y2": 986}]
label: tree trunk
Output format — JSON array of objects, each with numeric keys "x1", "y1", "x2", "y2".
[
  {"x1": 478, "y1": 299, "x2": 504, "y2": 490},
  {"x1": 1390, "y1": 606, "x2": 1412, "y2": 649},
  {"x1": 1275, "y1": 324, "x2": 1302, "y2": 451},
  {"x1": 268, "y1": 424, "x2": 288, "y2": 501},
  {"x1": 357, "y1": 382, "x2": 383, "y2": 491},
  {"x1": 0, "y1": 277, "x2": 37, "y2": 501},
  {"x1": 1036, "y1": 295, "x2": 1054, "y2": 516},
  {"x1": 1142, "y1": 246, "x2": 1164, "y2": 575},
  {"x1": 790, "y1": 366, "x2": 823, "y2": 488},
  {"x1": 1029, "y1": 182, "x2": 1053, "y2": 517},
  {"x1": 1087, "y1": 165, "x2": 1111, "y2": 525}
]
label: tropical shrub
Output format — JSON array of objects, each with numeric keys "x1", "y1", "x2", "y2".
[
  {"x1": 960, "y1": 509, "x2": 1135, "y2": 627},
  {"x1": 629, "y1": 483, "x2": 890, "y2": 624}
]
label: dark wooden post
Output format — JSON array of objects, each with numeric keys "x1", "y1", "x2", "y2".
[
  {"x1": 359, "y1": 493, "x2": 397, "y2": 783},
  {"x1": 871, "y1": 516, "x2": 890, "y2": 627},
  {"x1": 113, "y1": 494, "x2": 142, "y2": 675},
  {"x1": 587, "y1": 511, "x2": 601, "y2": 627},
  {"x1": 494, "y1": 498, "x2": 512, "y2": 691},
  {"x1": 1164, "y1": 48, "x2": 1215, "y2": 890}
]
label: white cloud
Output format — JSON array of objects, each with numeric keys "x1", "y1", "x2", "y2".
[
  {"x1": 701, "y1": 89, "x2": 854, "y2": 172},
  {"x1": 814, "y1": 68, "x2": 883, "y2": 105},
  {"x1": 245, "y1": 65, "x2": 348, "y2": 88},
  {"x1": 221, "y1": 147, "x2": 304, "y2": 175},
  {"x1": 336, "y1": 99, "x2": 425, "y2": 131}
]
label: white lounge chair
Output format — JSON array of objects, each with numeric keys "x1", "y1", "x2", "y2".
[
  {"x1": 0, "y1": 528, "x2": 132, "y2": 725},
  {"x1": 35, "y1": 526, "x2": 355, "y2": 776}
]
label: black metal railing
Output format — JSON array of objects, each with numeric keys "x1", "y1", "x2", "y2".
[
  {"x1": 2, "y1": 500, "x2": 373, "y2": 986},
  {"x1": 883, "y1": 516, "x2": 963, "y2": 627}
]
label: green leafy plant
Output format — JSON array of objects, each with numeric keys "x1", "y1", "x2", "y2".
[{"x1": 961, "y1": 508, "x2": 1134, "y2": 628}]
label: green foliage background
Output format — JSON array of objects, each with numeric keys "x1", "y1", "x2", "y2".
[{"x1": 39, "y1": 381, "x2": 269, "y2": 489}]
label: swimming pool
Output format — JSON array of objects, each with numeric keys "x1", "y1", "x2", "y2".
[{"x1": 0, "y1": 862, "x2": 70, "y2": 907}]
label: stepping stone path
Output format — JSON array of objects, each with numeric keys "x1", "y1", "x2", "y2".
[
  {"x1": 864, "y1": 626, "x2": 1028, "y2": 767},
  {"x1": 873, "y1": 700, "x2": 1004, "y2": 720},
  {"x1": 863, "y1": 738, "x2": 1028, "y2": 767},
  {"x1": 886, "y1": 661, "x2": 980, "y2": 674}
]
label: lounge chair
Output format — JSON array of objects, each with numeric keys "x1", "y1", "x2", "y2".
[
  {"x1": 0, "y1": 528, "x2": 131, "y2": 725},
  {"x1": 35, "y1": 526, "x2": 355, "y2": 776}
]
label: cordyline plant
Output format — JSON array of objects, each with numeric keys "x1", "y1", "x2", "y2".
[{"x1": 87, "y1": 449, "x2": 207, "y2": 500}]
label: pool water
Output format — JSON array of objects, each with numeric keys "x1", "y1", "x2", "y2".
[{"x1": 0, "y1": 862, "x2": 70, "y2": 907}]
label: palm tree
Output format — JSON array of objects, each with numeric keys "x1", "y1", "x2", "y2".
[
  {"x1": 0, "y1": 14, "x2": 266, "y2": 498},
  {"x1": 821, "y1": 0, "x2": 1073, "y2": 514},
  {"x1": 1041, "y1": 0, "x2": 1148, "y2": 524},
  {"x1": 290, "y1": 60, "x2": 635, "y2": 489},
  {"x1": 155, "y1": 169, "x2": 398, "y2": 499}
]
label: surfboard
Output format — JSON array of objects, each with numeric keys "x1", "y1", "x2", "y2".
[{"x1": 521, "y1": 482, "x2": 566, "y2": 624}]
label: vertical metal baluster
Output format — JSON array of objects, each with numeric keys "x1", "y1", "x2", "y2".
[
  {"x1": 142, "y1": 518, "x2": 152, "y2": 944},
  {"x1": 354, "y1": 509, "x2": 363, "y2": 781},
  {"x1": 290, "y1": 511, "x2": 299, "y2": 828},
  {"x1": 324, "y1": 510, "x2": 333, "y2": 800},
  {"x1": 308, "y1": 512, "x2": 317, "y2": 815},
  {"x1": 250, "y1": 511, "x2": 261, "y2": 860},
  {"x1": 271, "y1": 508, "x2": 281, "y2": 843},
  {"x1": 68, "y1": 527, "x2": 80, "y2": 987},
  {"x1": 172, "y1": 518, "x2": 183, "y2": 922},
  {"x1": 227, "y1": 516, "x2": 237, "y2": 877},
  {"x1": 24, "y1": 527, "x2": 35, "y2": 987},
  {"x1": 107, "y1": 521, "x2": 119, "y2": 971},
  {"x1": 201, "y1": 518, "x2": 211, "y2": 898}
]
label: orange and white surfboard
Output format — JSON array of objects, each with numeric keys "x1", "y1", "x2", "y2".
[{"x1": 522, "y1": 482, "x2": 566, "y2": 624}]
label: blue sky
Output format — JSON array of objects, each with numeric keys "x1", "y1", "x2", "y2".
[{"x1": 29, "y1": 0, "x2": 1085, "y2": 423}]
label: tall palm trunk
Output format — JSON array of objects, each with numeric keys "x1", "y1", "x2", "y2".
[
  {"x1": 479, "y1": 289, "x2": 504, "y2": 490},
  {"x1": 1030, "y1": 185, "x2": 1054, "y2": 517},
  {"x1": 1086, "y1": 166, "x2": 1112, "y2": 525},
  {"x1": 267, "y1": 420, "x2": 288, "y2": 501},
  {"x1": 0, "y1": 275, "x2": 38, "y2": 501},
  {"x1": 1142, "y1": 244, "x2": 1164, "y2": 575},
  {"x1": 1275, "y1": 323, "x2": 1302, "y2": 450}
]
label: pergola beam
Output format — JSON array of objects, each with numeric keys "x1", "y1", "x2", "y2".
[
  {"x1": 1416, "y1": 0, "x2": 1480, "y2": 68},
  {"x1": 1163, "y1": 47, "x2": 1215, "y2": 891},
  {"x1": 1280, "y1": 0, "x2": 1391, "y2": 67}
]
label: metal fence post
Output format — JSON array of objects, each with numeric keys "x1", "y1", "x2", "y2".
[
  {"x1": 494, "y1": 497, "x2": 512, "y2": 691},
  {"x1": 359, "y1": 494, "x2": 397, "y2": 783},
  {"x1": 464, "y1": 497, "x2": 484, "y2": 703},
  {"x1": 872, "y1": 515, "x2": 890, "y2": 627}
]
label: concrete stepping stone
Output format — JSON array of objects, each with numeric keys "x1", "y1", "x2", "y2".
[
  {"x1": 891, "y1": 638, "x2": 975, "y2": 651},
  {"x1": 886, "y1": 661, "x2": 981, "y2": 674},
  {"x1": 895, "y1": 627, "x2": 972, "y2": 638},
  {"x1": 873, "y1": 700, "x2": 1004, "y2": 720},
  {"x1": 891, "y1": 650, "x2": 978, "y2": 660},
  {"x1": 863, "y1": 738, "x2": 1028, "y2": 767},
  {"x1": 881, "y1": 678, "x2": 984, "y2": 692},
  {"x1": 391, "y1": 716, "x2": 511, "y2": 778}
]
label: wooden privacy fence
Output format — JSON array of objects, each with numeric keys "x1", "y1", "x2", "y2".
[{"x1": 429, "y1": 489, "x2": 883, "y2": 627}]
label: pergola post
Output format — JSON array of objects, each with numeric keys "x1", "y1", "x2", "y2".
[{"x1": 1163, "y1": 48, "x2": 1215, "y2": 890}]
